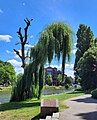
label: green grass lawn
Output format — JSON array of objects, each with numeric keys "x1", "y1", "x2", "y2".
[
  {"x1": 0, "y1": 86, "x2": 12, "y2": 92},
  {"x1": 0, "y1": 91, "x2": 85, "y2": 120}
]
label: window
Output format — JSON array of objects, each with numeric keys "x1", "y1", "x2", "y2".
[{"x1": 47, "y1": 71, "x2": 52, "y2": 75}]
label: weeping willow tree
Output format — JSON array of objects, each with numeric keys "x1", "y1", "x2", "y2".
[
  {"x1": 37, "y1": 22, "x2": 74, "y2": 81},
  {"x1": 30, "y1": 22, "x2": 73, "y2": 96},
  {"x1": 10, "y1": 22, "x2": 73, "y2": 102}
]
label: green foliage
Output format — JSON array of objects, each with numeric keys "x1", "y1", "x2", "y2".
[
  {"x1": 76, "y1": 25, "x2": 93, "y2": 53},
  {"x1": 17, "y1": 73, "x2": 23, "y2": 81},
  {"x1": 94, "y1": 38, "x2": 97, "y2": 47},
  {"x1": 77, "y1": 47, "x2": 97, "y2": 90},
  {"x1": 0, "y1": 60, "x2": 16, "y2": 86},
  {"x1": 57, "y1": 74, "x2": 62, "y2": 83},
  {"x1": 10, "y1": 62, "x2": 45, "y2": 101},
  {"x1": 0, "y1": 91, "x2": 84, "y2": 120},
  {"x1": 74, "y1": 85, "x2": 82, "y2": 91},
  {"x1": 65, "y1": 76, "x2": 73, "y2": 84},
  {"x1": 44, "y1": 86, "x2": 66, "y2": 91},
  {"x1": 91, "y1": 88, "x2": 97, "y2": 99},
  {"x1": 65, "y1": 84, "x2": 69, "y2": 89},
  {"x1": 74, "y1": 24, "x2": 94, "y2": 81},
  {"x1": 36, "y1": 22, "x2": 73, "y2": 81},
  {"x1": 0, "y1": 86, "x2": 12, "y2": 92},
  {"x1": 0, "y1": 99, "x2": 40, "y2": 120},
  {"x1": 38, "y1": 65, "x2": 44, "y2": 99},
  {"x1": 30, "y1": 22, "x2": 73, "y2": 98},
  {"x1": 11, "y1": 21, "x2": 73, "y2": 102},
  {"x1": 47, "y1": 74, "x2": 53, "y2": 84}
]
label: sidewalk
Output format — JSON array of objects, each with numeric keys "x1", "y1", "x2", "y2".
[{"x1": 59, "y1": 94, "x2": 97, "y2": 120}]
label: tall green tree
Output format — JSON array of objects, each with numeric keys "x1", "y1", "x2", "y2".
[
  {"x1": 74, "y1": 24, "x2": 94, "y2": 81},
  {"x1": 77, "y1": 47, "x2": 97, "y2": 90},
  {"x1": 37, "y1": 22, "x2": 73, "y2": 81}
]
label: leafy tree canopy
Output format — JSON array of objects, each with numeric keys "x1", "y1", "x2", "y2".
[
  {"x1": 77, "y1": 46, "x2": 97, "y2": 90},
  {"x1": 65, "y1": 76, "x2": 73, "y2": 84},
  {"x1": 74, "y1": 24, "x2": 94, "y2": 81},
  {"x1": 17, "y1": 73, "x2": 23, "y2": 81},
  {"x1": 31, "y1": 22, "x2": 74, "y2": 81},
  {"x1": 0, "y1": 60, "x2": 16, "y2": 86}
]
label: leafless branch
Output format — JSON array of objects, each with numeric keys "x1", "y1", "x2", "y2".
[{"x1": 14, "y1": 49, "x2": 22, "y2": 59}]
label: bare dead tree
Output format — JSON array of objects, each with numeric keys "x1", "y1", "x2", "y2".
[{"x1": 14, "y1": 18, "x2": 33, "y2": 68}]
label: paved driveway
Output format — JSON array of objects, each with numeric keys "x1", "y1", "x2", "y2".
[{"x1": 59, "y1": 94, "x2": 97, "y2": 120}]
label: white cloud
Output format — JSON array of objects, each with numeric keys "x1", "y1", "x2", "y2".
[
  {"x1": 25, "y1": 44, "x2": 34, "y2": 48},
  {"x1": 8, "y1": 59, "x2": 24, "y2": 74},
  {"x1": 72, "y1": 42, "x2": 77, "y2": 54},
  {"x1": 72, "y1": 49, "x2": 77, "y2": 54},
  {"x1": 0, "y1": 35, "x2": 12, "y2": 42},
  {"x1": 14, "y1": 50, "x2": 28, "y2": 58},
  {"x1": 74, "y1": 42, "x2": 77, "y2": 47},
  {"x1": 30, "y1": 35, "x2": 33, "y2": 38},
  {"x1": 65, "y1": 64, "x2": 74, "y2": 78},
  {"x1": 48, "y1": 64, "x2": 62, "y2": 69},
  {"x1": 6, "y1": 50, "x2": 11, "y2": 54},
  {"x1": 23, "y1": 2, "x2": 26, "y2": 6},
  {"x1": 0, "y1": 9, "x2": 3, "y2": 13},
  {"x1": 14, "y1": 50, "x2": 21, "y2": 58}
]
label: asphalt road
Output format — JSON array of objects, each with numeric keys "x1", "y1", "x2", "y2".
[{"x1": 60, "y1": 94, "x2": 97, "y2": 120}]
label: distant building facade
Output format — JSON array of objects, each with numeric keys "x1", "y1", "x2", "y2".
[{"x1": 45, "y1": 67, "x2": 62, "y2": 85}]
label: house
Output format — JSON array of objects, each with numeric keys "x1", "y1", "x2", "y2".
[{"x1": 45, "y1": 67, "x2": 62, "y2": 86}]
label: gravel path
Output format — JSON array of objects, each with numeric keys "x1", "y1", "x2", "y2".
[{"x1": 59, "y1": 94, "x2": 97, "y2": 120}]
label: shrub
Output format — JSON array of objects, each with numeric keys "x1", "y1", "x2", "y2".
[
  {"x1": 91, "y1": 88, "x2": 97, "y2": 99},
  {"x1": 65, "y1": 84, "x2": 69, "y2": 89},
  {"x1": 65, "y1": 76, "x2": 73, "y2": 84},
  {"x1": 75, "y1": 85, "x2": 82, "y2": 91}
]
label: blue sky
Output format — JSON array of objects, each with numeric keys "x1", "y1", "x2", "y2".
[{"x1": 0, "y1": 0, "x2": 97, "y2": 77}]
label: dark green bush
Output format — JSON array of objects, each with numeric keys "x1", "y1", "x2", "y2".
[
  {"x1": 75, "y1": 88, "x2": 82, "y2": 91},
  {"x1": 91, "y1": 88, "x2": 97, "y2": 99},
  {"x1": 74, "y1": 85, "x2": 82, "y2": 91},
  {"x1": 65, "y1": 84, "x2": 69, "y2": 89}
]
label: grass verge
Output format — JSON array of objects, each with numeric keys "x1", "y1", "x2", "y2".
[
  {"x1": 0, "y1": 91, "x2": 84, "y2": 120},
  {"x1": 0, "y1": 86, "x2": 12, "y2": 92}
]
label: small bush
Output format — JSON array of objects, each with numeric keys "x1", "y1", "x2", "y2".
[
  {"x1": 91, "y1": 89, "x2": 97, "y2": 99},
  {"x1": 75, "y1": 85, "x2": 82, "y2": 91},
  {"x1": 65, "y1": 84, "x2": 69, "y2": 89}
]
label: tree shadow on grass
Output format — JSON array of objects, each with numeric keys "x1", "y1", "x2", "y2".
[
  {"x1": 31, "y1": 113, "x2": 40, "y2": 120},
  {"x1": 0, "y1": 101, "x2": 40, "y2": 111},
  {"x1": 31, "y1": 113, "x2": 47, "y2": 120},
  {"x1": 75, "y1": 111, "x2": 97, "y2": 120}
]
